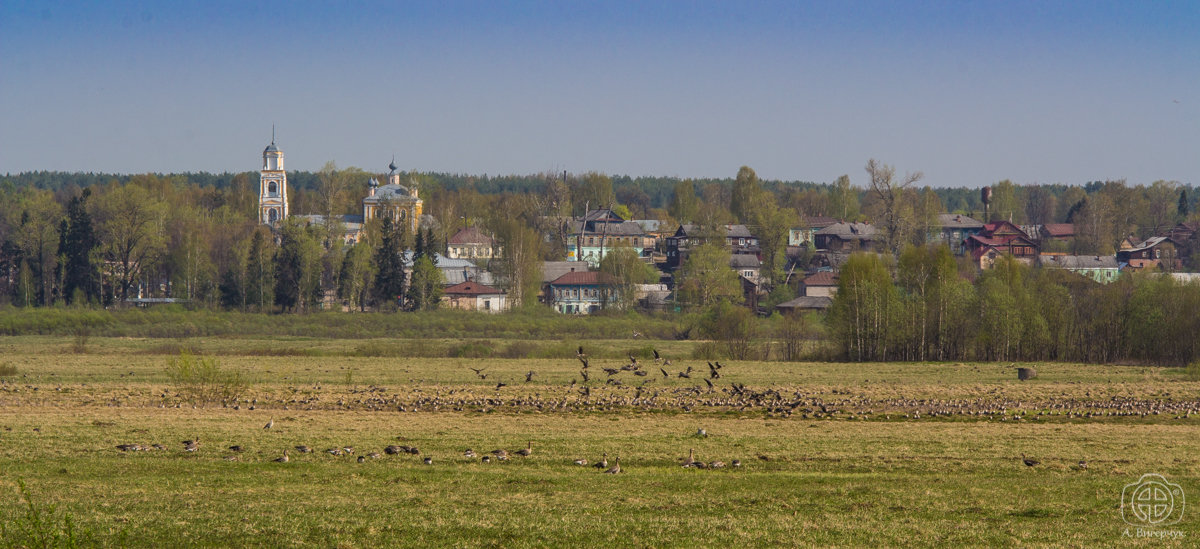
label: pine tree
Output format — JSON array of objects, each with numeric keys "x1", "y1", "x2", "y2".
[
  {"x1": 1180, "y1": 188, "x2": 1190, "y2": 219},
  {"x1": 58, "y1": 189, "x2": 99, "y2": 305},
  {"x1": 372, "y1": 216, "x2": 406, "y2": 310},
  {"x1": 218, "y1": 267, "x2": 243, "y2": 310}
]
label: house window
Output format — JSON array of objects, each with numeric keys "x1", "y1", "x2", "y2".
[{"x1": 484, "y1": 300, "x2": 491, "y2": 310}]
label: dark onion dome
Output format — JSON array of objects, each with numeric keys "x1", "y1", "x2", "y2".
[
  {"x1": 264, "y1": 142, "x2": 280, "y2": 154},
  {"x1": 389, "y1": 159, "x2": 398, "y2": 172}
]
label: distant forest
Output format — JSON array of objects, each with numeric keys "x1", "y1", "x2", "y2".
[{"x1": 5, "y1": 169, "x2": 1195, "y2": 223}]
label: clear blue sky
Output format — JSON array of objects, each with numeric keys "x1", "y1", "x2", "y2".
[{"x1": 1, "y1": 1, "x2": 1196, "y2": 187}]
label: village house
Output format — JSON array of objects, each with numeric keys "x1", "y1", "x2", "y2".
[
  {"x1": 548, "y1": 271, "x2": 618, "y2": 314},
  {"x1": 566, "y1": 209, "x2": 655, "y2": 267},
  {"x1": 813, "y1": 222, "x2": 877, "y2": 252},
  {"x1": 446, "y1": 227, "x2": 497, "y2": 261},
  {"x1": 1038, "y1": 254, "x2": 1121, "y2": 284},
  {"x1": 1116, "y1": 236, "x2": 1185, "y2": 271},
  {"x1": 665, "y1": 224, "x2": 760, "y2": 270},
  {"x1": 788, "y1": 215, "x2": 839, "y2": 247},
  {"x1": 800, "y1": 271, "x2": 839, "y2": 298},
  {"x1": 931, "y1": 214, "x2": 984, "y2": 255},
  {"x1": 963, "y1": 221, "x2": 1039, "y2": 268},
  {"x1": 440, "y1": 280, "x2": 507, "y2": 313}
]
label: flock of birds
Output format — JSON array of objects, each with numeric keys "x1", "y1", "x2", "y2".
[
  {"x1": 469, "y1": 346, "x2": 726, "y2": 393},
  {"x1": 114, "y1": 423, "x2": 747, "y2": 474},
  {"x1": 115, "y1": 420, "x2": 1076, "y2": 472}
]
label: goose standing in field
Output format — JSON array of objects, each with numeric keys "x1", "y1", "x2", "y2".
[
  {"x1": 709, "y1": 460, "x2": 726, "y2": 469},
  {"x1": 183, "y1": 438, "x2": 200, "y2": 452},
  {"x1": 273, "y1": 449, "x2": 289, "y2": 463},
  {"x1": 228, "y1": 445, "x2": 244, "y2": 453},
  {"x1": 264, "y1": 419, "x2": 274, "y2": 429},
  {"x1": 593, "y1": 453, "x2": 608, "y2": 469},
  {"x1": 357, "y1": 456, "x2": 365, "y2": 463},
  {"x1": 603, "y1": 456, "x2": 621, "y2": 474},
  {"x1": 1022, "y1": 454, "x2": 1040, "y2": 467},
  {"x1": 682, "y1": 448, "x2": 696, "y2": 467},
  {"x1": 463, "y1": 449, "x2": 477, "y2": 458},
  {"x1": 573, "y1": 458, "x2": 588, "y2": 466},
  {"x1": 732, "y1": 459, "x2": 742, "y2": 468},
  {"x1": 1077, "y1": 459, "x2": 1088, "y2": 470},
  {"x1": 482, "y1": 455, "x2": 492, "y2": 463},
  {"x1": 294, "y1": 445, "x2": 312, "y2": 453},
  {"x1": 516, "y1": 441, "x2": 533, "y2": 457},
  {"x1": 492, "y1": 448, "x2": 509, "y2": 460},
  {"x1": 525, "y1": 371, "x2": 536, "y2": 382},
  {"x1": 423, "y1": 456, "x2": 433, "y2": 465},
  {"x1": 384, "y1": 445, "x2": 402, "y2": 455}
]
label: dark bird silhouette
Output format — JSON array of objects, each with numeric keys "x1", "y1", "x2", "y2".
[
  {"x1": 577, "y1": 345, "x2": 586, "y2": 358},
  {"x1": 228, "y1": 445, "x2": 244, "y2": 452},
  {"x1": 581, "y1": 370, "x2": 590, "y2": 382},
  {"x1": 295, "y1": 445, "x2": 312, "y2": 453},
  {"x1": 678, "y1": 370, "x2": 691, "y2": 379},
  {"x1": 525, "y1": 371, "x2": 535, "y2": 382},
  {"x1": 578, "y1": 356, "x2": 589, "y2": 368},
  {"x1": 263, "y1": 419, "x2": 274, "y2": 429},
  {"x1": 470, "y1": 367, "x2": 489, "y2": 379},
  {"x1": 495, "y1": 381, "x2": 507, "y2": 389},
  {"x1": 704, "y1": 378, "x2": 713, "y2": 391},
  {"x1": 660, "y1": 368, "x2": 669, "y2": 378},
  {"x1": 653, "y1": 349, "x2": 661, "y2": 363},
  {"x1": 273, "y1": 449, "x2": 289, "y2": 463},
  {"x1": 603, "y1": 368, "x2": 620, "y2": 377},
  {"x1": 593, "y1": 453, "x2": 608, "y2": 469},
  {"x1": 604, "y1": 456, "x2": 621, "y2": 474},
  {"x1": 516, "y1": 441, "x2": 533, "y2": 457},
  {"x1": 1022, "y1": 454, "x2": 1039, "y2": 467}
]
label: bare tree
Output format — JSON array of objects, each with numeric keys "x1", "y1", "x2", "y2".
[{"x1": 865, "y1": 159, "x2": 923, "y2": 253}]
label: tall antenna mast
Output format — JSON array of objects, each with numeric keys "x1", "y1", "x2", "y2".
[{"x1": 271, "y1": 124, "x2": 276, "y2": 144}]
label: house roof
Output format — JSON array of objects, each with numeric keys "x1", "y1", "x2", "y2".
[
  {"x1": 570, "y1": 220, "x2": 649, "y2": 237},
  {"x1": 582, "y1": 209, "x2": 626, "y2": 222},
  {"x1": 981, "y1": 221, "x2": 1030, "y2": 239},
  {"x1": 448, "y1": 226, "x2": 493, "y2": 245},
  {"x1": 675, "y1": 224, "x2": 755, "y2": 239},
  {"x1": 549, "y1": 271, "x2": 618, "y2": 286},
  {"x1": 937, "y1": 213, "x2": 984, "y2": 229},
  {"x1": 1123, "y1": 236, "x2": 1183, "y2": 253},
  {"x1": 401, "y1": 252, "x2": 477, "y2": 269},
  {"x1": 815, "y1": 222, "x2": 877, "y2": 239},
  {"x1": 802, "y1": 215, "x2": 839, "y2": 229},
  {"x1": 542, "y1": 261, "x2": 586, "y2": 283},
  {"x1": 443, "y1": 281, "x2": 504, "y2": 296},
  {"x1": 776, "y1": 296, "x2": 834, "y2": 311},
  {"x1": 1042, "y1": 223, "x2": 1075, "y2": 238},
  {"x1": 803, "y1": 271, "x2": 839, "y2": 286},
  {"x1": 1040, "y1": 254, "x2": 1118, "y2": 269},
  {"x1": 729, "y1": 253, "x2": 761, "y2": 268}
]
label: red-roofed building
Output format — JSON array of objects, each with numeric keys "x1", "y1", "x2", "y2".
[
  {"x1": 548, "y1": 271, "x2": 619, "y2": 314},
  {"x1": 441, "y1": 281, "x2": 507, "y2": 313},
  {"x1": 963, "y1": 221, "x2": 1039, "y2": 269},
  {"x1": 1039, "y1": 223, "x2": 1075, "y2": 243}
]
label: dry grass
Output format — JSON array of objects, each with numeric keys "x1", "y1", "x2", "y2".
[{"x1": 1, "y1": 336, "x2": 1198, "y2": 546}]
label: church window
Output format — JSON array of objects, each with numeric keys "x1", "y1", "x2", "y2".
[{"x1": 268, "y1": 182, "x2": 278, "y2": 196}]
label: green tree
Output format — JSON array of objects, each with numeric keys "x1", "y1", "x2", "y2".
[
  {"x1": 338, "y1": 241, "x2": 375, "y2": 311},
  {"x1": 750, "y1": 195, "x2": 798, "y2": 286},
  {"x1": 372, "y1": 216, "x2": 407, "y2": 310},
  {"x1": 406, "y1": 255, "x2": 444, "y2": 311},
  {"x1": 829, "y1": 252, "x2": 898, "y2": 361},
  {"x1": 489, "y1": 217, "x2": 543, "y2": 308},
  {"x1": 58, "y1": 189, "x2": 99, "y2": 305},
  {"x1": 669, "y1": 179, "x2": 699, "y2": 223},
  {"x1": 730, "y1": 166, "x2": 763, "y2": 224},
  {"x1": 598, "y1": 244, "x2": 657, "y2": 309},
  {"x1": 676, "y1": 242, "x2": 741, "y2": 309},
  {"x1": 577, "y1": 172, "x2": 615, "y2": 212},
  {"x1": 828, "y1": 175, "x2": 860, "y2": 221},
  {"x1": 12, "y1": 189, "x2": 62, "y2": 305},
  {"x1": 700, "y1": 300, "x2": 757, "y2": 359},
  {"x1": 246, "y1": 228, "x2": 275, "y2": 311},
  {"x1": 1179, "y1": 188, "x2": 1190, "y2": 219},
  {"x1": 91, "y1": 183, "x2": 167, "y2": 302}
]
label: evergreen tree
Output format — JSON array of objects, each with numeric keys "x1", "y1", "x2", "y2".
[
  {"x1": 372, "y1": 216, "x2": 406, "y2": 310},
  {"x1": 1180, "y1": 188, "x2": 1190, "y2": 219},
  {"x1": 274, "y1": 221, "x2": 305, "y2": 312},
  {"x1": 218, "y1": 267, "x2": 243, "y2": 310},
  {"x1": 406, "y1": 255, "x2": 444, "y2": 311},
  {"x1": 58, "y1": 189, "x2": 99, "y2": 304}
]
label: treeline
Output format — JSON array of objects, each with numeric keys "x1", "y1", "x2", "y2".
[{"x1": 829, "y1": 249, "x2": 1200, "y2": 366}]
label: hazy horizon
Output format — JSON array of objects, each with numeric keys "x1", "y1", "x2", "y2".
[{"x1": 1, "y1": 1, "x2": 1196, "y2": 188}]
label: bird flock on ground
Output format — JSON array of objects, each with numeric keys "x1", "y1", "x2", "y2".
[{"x1": 103, "y1": 347, "x2": 1116, "y2": 472}]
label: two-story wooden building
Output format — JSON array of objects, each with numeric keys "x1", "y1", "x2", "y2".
[
  {"x1": 963, "y1": 221, "x2": 1039, "y2": 268},
  {"x1": 665, "y1": 224, "x2": 759, "y2": 270}
]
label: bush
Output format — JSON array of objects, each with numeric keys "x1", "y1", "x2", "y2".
[
  {"x1": 500, "y1": 341, "x2": 539, "y2": 359},
  {"x1": 1186, "y1": 361, "x2": 1200, "y2": 382},
  {"x1": 1, "y1": 479, "x2": 92, "y2": 548},
  {"x1": 448, "y1": 341, "x2": 494, "y2": 358},
  {"x1": 691, "y1": 341, "x2": 723, "y2": 360},
  {"x1": 165, "y1": 352, "x2": 248, "y2": 406},
  {"x1": 0, "y1": 362, "x2": 16, "y2": 376}
]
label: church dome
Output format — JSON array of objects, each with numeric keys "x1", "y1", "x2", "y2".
[{"x1": 264, "y1": 142, "x2": 280, "y2": 154}]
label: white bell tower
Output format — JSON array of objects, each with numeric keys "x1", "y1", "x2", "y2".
[{"x1": 259, "y1": 127, "x2": 288, "y2": 225}]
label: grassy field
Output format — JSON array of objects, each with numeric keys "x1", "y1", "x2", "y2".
[{"x1": 2, "y1": 335, "x2": 1198, "y2": 547}]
